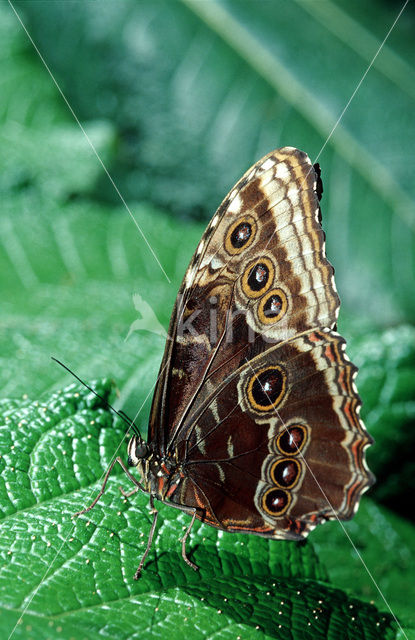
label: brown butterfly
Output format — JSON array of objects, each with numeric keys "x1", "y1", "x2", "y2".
[{"x1": 74, "y1": 147, "x2": 374, "y2": 579}]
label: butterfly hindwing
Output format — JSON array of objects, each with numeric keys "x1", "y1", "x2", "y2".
[{"x1": 169, "y1": 328, "x2": 373, "y2": 538}]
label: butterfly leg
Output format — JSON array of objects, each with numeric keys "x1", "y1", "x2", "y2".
[
  {"x1": 180, "y1": 509, "x2": 198, "y2": 572},
  {"x1": 120, "y1": 486, "x2": 140, "y2": 499},
  {"x1": 73, "y1": 456, "x2": 144, "y2": 517},
  {"x1": 134, "y1": 495, "x2": 159, "y2": 580},
  {"x1": 158, "y1": 500, "x2": 200, "y2": 572}
]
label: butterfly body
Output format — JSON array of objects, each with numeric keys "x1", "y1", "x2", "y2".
[
  {"x1": 75, "y1": 147, "x2": 374, "y2": 577},
  {"x1": 127, "y1": 436, "x2": 184, "y2": 503}
]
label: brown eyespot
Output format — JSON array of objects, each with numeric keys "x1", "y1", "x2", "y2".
[
  {"x1": 225, "y1": 216, "x2": 257, "y2": 255},
  {"x1": 247, "y1": 365, "x2": 287, "y2": 412},
  {"x1": 242, "y1": 257, "x2": 275, "y2": 299},
  {"x1": 270, "y1": 458, "x2": 301, "y2": 489},
  {"x1": 276, "y1": 424, "x2": 308, "y2": 456},
  {"x1": 262, "y1": 487, "x2": 291, "y2": 516},
  {"x1": 258, "y1": 288, "x2": 288, "y2": 324}
]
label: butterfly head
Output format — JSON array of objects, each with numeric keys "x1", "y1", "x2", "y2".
[{"x1": 127, "y1": 434, "x2": 149, "y2": 467}]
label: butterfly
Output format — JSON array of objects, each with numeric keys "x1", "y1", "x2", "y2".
[{"x1": 74, "y1": 147, "x2": 374, "y2": 579}]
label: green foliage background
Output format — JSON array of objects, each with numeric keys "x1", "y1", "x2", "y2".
[{"x1": 0, "y1": 1, "x2": 414, "y2": 639}]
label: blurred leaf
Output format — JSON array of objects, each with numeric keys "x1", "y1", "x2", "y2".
[
  {"x1": 0, "y1": 121, "x2": 115, "y2": 201},
  {"x1": 14, "y1": 0, "x2": 415, "y2": 322},
  {"x1": 0, "y1": 2, "x2": 115, "y2": 202},
  {"x1": 0, "y1": 5, "x2": 65, "y2": 128},
  {"x1": 346, "y1": 325, "x2": 415, "y2": 519},
  {"x1": 0, "y1": 383, "x2": 397, "y2": 640}
]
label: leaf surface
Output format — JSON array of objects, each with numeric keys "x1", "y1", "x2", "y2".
[{"x1": 0, "y1": 384, "x2": 396, "y2": 640}]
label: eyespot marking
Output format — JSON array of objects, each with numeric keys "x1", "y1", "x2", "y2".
[
  {"x1": 247, "y1": 365, "x2": 287, "y2": 412},
  {"x1": 275, "y1": 424, "x2": 308, "y2": 456},
  {"x1": 270, "y1": 458, "x2": 301, "y2": 489},
  {"x1": 262, "y1": 487, "x2": 290, "y2": 516},
  {"x1": 242, "y1": 257, "x2": 275, "y2": 299},
  {"x1": 225, "y1": 216, "x2": 257, "y2": 255},
  {"x1": 258, "y1": 288, "x2": 288, "y2": 324}
]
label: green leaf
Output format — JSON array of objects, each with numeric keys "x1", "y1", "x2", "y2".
[
  {"x1": 0, "y1": 384, "x2": 397, "y2": 640},
  {"x1": 313, "y1": 499, "x2": 415, "y2": 632},
  {"x1": 16, "y1": 0, "x2": 415, "y2": 322}
]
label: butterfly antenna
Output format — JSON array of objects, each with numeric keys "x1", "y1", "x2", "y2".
[
  {"x1": 51, "y1": 357, "x2": 142, "y2": 437},
  {"x1": 118, "y1": 409, "x2": 142, "y2": 438}
]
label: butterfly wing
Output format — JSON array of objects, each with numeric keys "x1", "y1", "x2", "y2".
[
  {"x1": 148, "y1": 148, "x2": 339, "y2": 454},
  {"x1": 170, "y1": 328, "x2": 374, "y2": 537}
]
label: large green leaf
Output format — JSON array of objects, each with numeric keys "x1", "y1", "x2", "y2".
[
  {"x1": 15, "y1": 0, "x2": 415, "y2": 322},
  {"x1": 0, "y1": 383, "x2": 397, "y2": 640}
]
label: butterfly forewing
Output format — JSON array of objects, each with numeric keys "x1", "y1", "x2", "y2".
[{"x1": 149, "y1": 148, "x2": 339, "y2": 452}]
